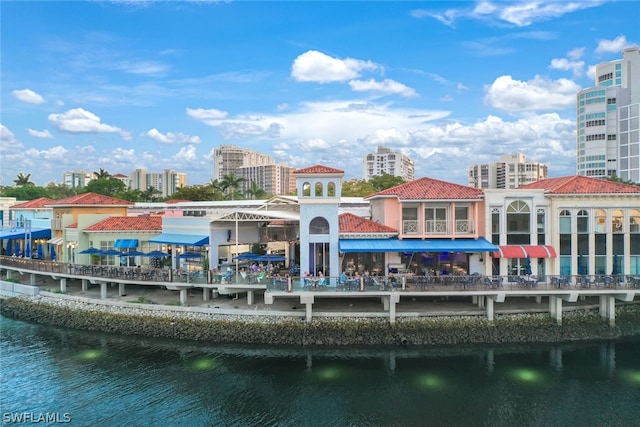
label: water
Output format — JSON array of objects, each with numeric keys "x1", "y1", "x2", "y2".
[{"x1": 1, "y1": 316, "x2": 639, "y2": 427}]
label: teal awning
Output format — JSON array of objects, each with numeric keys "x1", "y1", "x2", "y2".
[
  {"x1": 148, "y1": 233, "x2": 209, "y2": 246},
  {"x1": 114, "y1": 239, "x2": 139, "y2": 248},
  {"x1": 339, "y1": 238, "x2": 498, "y2": 253},
  {"x1": 0, "y1": 228, "x2": 51, "y2": 240}
]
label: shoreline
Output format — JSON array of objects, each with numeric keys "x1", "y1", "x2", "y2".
[{"x1": 2, "y1": 293, "x2": 639, "y2": 346}]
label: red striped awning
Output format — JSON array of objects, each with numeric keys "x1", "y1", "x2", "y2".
[{"x1": 491, "y1": 245, "x2": 557, "y2": 258}]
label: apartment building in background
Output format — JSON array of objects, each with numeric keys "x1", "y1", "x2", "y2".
[
  {"x1": 63, "y1": 170, "x2": 95, "y2": 188},
  {"x1": 237, "y1": 163, "x2": 296, "y2": 196},
  {"x1": 128, "y1": 168, "x2": 187, "y2": 198},
  {"x1": 468, "y1": 153, "x2": 548, "y2": 189},
  {"x1": 362, "y1": 146, "x2": 415, "y2": 182},
  {"x1": 576, "y1": 46, "x2": 640, "y2": 182},
  {"x1": 213, "y1": 145, "x2": 274, "y2": 182}
]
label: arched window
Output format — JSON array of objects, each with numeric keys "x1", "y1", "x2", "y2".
[
  {"x1": 577, "y1": 209, "x2": 589, "y2": 233},
  {"x1": 631, "y1": 209, "x2": 640, "y2": 233},
  {"x1": 559, "y1": 209, "x2": 571, "y2": 233},
  {"x1": 612, "y1": 209, "x2": 623, "y2": 233},
  {"x1": 506, "y1": 200, "x2": 530, "y2": 244},
  {"x1": 309, "y1": 217, "x2": 330, "y2": 235},
  {"x1": 595, "y1": 209, "x2": 606, "y2": 233},
  {"x1": 302, "y1": 182, "x2": 311, "y2": 197},
  {"x1": 327, "y1": 182, "x2": 335, "y2": 197},
  {"x1": 314, "y1": 182, "x2": 323, "y2": 197}
]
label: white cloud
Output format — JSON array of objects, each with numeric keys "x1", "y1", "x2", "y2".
[
  {"x1": 28, "y1": 129, "x2": 53, "y2": 138},
  {"x1": 484, "y1": 75, "x2": 581, "y2": 112},
  {"x1": 112, "y1": 60, "x2": 169, "y2": 76},
  {"x1": 348, "y1": 79, "x2": 418, "y2": 98},
  {"x1": 146, "y1": 128, "x2": 202, "y2": 144},
  {"x1": 186, "y1": 107, "x2": 229, "y2": 121},
  {"x1": 12, "y1": 88, "x2": 45, "y2": 104},
  {"x1": 549, "y1": 58, "x2": 585, "y2": 76},
  {"x1": 291, "y1": 50, "x2": 379, "y2": 83},
  {"x1": 586, "y1": 65, "x2": 597, "y2": 80},
  {"x1": 48, "y1": 108, "x2": 130, "y2": 139},
  {"x1": 456, "y1": 83, "x2": 469, "y2": 92},
  {"x1": 567, "y1": 47, "x2": 585, "y2": 60},
  {"x1": 595, "y1": 35, "x2": 634, "y2": 54}
]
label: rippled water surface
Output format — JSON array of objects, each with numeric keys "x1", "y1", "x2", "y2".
[{"x1": 2, "y1": 316, "x2": 639, "y2": 426}]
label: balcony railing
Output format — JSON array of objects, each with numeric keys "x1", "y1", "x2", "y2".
[
  {"x1": 426, "y1": 220, "x2": 448, "y2": 234},
  {"x1": 402, "y1": 220, "x2": 419, "y2": 235},
  {"x1": 455, "y1": 220, "x2": 475, "y2": 234}
]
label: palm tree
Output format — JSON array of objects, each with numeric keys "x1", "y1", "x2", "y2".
[
  {"x1": 246, "y1": 181, "x2": 267, "y2": 200},
  {"x1": 141, "y1": 186, "x2": 162, "y2": 202},
  {"x1": 93, "y1": 168, "x2": 111, "y2": 179},
  {"x1": 13, "y1": 173, "x2": 35, "y2": 187},
  {"x1": 208, "y1": 179, "x2": 225, "y2": 200},
  {"x1": 220, "y1": 173, "x2": 246, "y2": 200}
]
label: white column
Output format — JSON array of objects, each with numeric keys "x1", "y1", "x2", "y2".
[
  {"x1": 100, "y1": 282, "x2": 107, "y2": 299},
  {"x1": 118, "y1": 283, "x2": 125, "y2": 297},
  {"x1": 60, "y1": 278, "x2": 67, "y2": 293},
  {"x1": 82, "y1": 279, "x2": 88, "y2": 291},
  {"x1": 30, "y1": 273, "x2": 36, "y2": 286},
  {"x1": 485, "y1": 297, "x2": 494, "y2": 321},
  {"x1": 180, "y1": 289, "x2": 188, "y2": 305},
  {"x1": 247, "y1": 290, "x2": 254, "y2": 305}
]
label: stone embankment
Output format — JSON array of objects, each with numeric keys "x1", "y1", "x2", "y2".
[{"x1": 1, "y1": 293, "x2": 639, "y2": 346}]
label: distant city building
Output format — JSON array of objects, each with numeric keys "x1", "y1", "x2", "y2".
[
  {"x1": 128, "y1": 169, "x2": 187, "y2": 198},
  {"x1": 237, "y1": 163, "x2": 296, "y2": 196},
  {"x1": 362, "y1": 146, "x2": 415, "y2": 182},
  {"x1": 576, "y1": 46, "x2": 640, "y2": 182},
  {"x1": 111, "y1": 173, "x2": 129, "y2": 186},
  {"x1": 468, "y1": 153, "x2": 548, "y2": 189},
  {"x1": 63, "y1": 170, "x2": 94, "y2": 188},
  {"x1": 213, "y1": 145, "x2": 274, "y2": 182}
]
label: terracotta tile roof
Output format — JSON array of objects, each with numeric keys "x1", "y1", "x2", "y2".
[
  {"x1": 339, "y1": 213, "x2": 398, "y2": 234},
  {"x1": 294, "y1": 164, "x2": 344, "y2": 174},
  {"x1": 368, "y1": 177, "x2": 484, "y2": 200},
  {"x1": 46, "y1": 192, "x2": 133, "y2": 207},
  {"x1": 84, "y1": 216, "x2": 163, "y2": 231},
  {"x1": 112, "y1": 173, "x2": 128, "y2": 178},
  {"x1": 518, "y1": 175, "x2": 640, "y2": 194},
  {"x1": 67, "y1": 223, "x2": 78, "y2": 229},
  {"x1": 11, "y1": 197, "x2": 56, "y2": 209},
  {"x1": 166, "y1": 199, "x2": 191, "y2": 204}
]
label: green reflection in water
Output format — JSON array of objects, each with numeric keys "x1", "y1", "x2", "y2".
[
  {"x1": 617, "y1": 369, "x2": 640, "y2": 385},
  {"x1": 315, "y1": 367, "x2": 343, "y2": 381},
  {"x1": 416, "y1": 373, "x2": 445, "y2": 390},
  {"x1": 189, "y1": 358, "x2": 219, "y2": 371},
  {"x1": 77, "y1": 349, "x2": 103, "y2": 360},
  {"x1": 509, "y1": 368, "x2": 545, "y2": 384}
]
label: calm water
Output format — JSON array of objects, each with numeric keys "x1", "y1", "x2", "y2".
[{"x1": 1, "y1": 317, "x2": 639, "y2": 427}]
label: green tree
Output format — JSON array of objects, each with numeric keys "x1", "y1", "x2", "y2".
[
  {"x1": 141, "y1": 186, "x2": 162, "y2": 202},
  {"x1": 93, "y1": 168, "x2": 111, "y2": 179},
  {"x1": 245, "y1": 181, "x2": 268, "y2": 199},
  {"x1": 340, "y1": 179, "x2": 376, "y2": 197},
  {"x1": 604, "y1": 174, "x2": 640, "y2": 187},
  {"x1": 220, "y1": 173, "x2": 246, "y2": 200},
  {"x1": 169, "y1": 184, "x2": 218, "y2": 201},
  {"x1": 207, "y1": 179, "x2": 226, "y2": 201},
  {"x1": 1, "y1": 185, "x2": 49, "y2": 200},
  {"x1": 369, "y1": 173, "x2": 406, "y2": 191},
  {"x1": 44, "y1": 182, "x2": 77, "y2": 199},
  {"x1": 13, "y1": 173, "x2": 35, "y2": 187},
  {"x1": 84, "y1": 177, "x2": 126, "y2": 197}
]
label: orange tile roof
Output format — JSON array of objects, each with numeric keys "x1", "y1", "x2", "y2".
[
  {"x1": 46, "y1": 192, "x2": 133, "y2": 206},
  {"x1": 84, "y1": 216, "x2": 163, "y2": 231},
  {"x1": 67, "y1": 223, "x2": 78, "y2": 229},
  {"x1": 518, "y1": 175, "x2": 640, "y2": 194},
  {"x1": 11, "y1": 197, "x2": 56, "y2": 209},
  {"x1": 368, "y1": 177, "x2": 484, "y2": 200},
  {"x1": 339, "y1": 213, "x2": 397, "y2": 234},
  {"x1": 112, "y1": 173, "x2": 128, "y2": 178},
  {"x1": 294, "y1": 164, "x2": 344, "y2": 174}
]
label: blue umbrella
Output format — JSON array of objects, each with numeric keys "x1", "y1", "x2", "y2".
[
  {"x1": 79, "y1": 247, "x2": 101, "y2": 255},
  {"x1": 254, "y1": 254, "x2": 286, "y2": 262},
  {"x1": 50, "y1": 244, "x2": 57, "y2": 261},
  {"x1": 119, "y1": 250, "x2": 147, "y2": 257},
  {"x1": 14, "y1": 241, "x2": 20, "y2": 256},
  {"x1": 177, "y1": 251, "x2": 203, "y2": 259},
  {"x1": 144, "y1": 250, "x2": 170, "y2": 257},
  {"x1": 233, "y1": 252, "x2": 260, "y2": 261},
  {"x1": 37, "y1": 243, "x2": 44, "y2": 259},
  {"x1": 25, "y1": 241, "x2": 31, "y2": 258},
  {"x1": 99, "y1": 249, "x2": 123, "y2": 256}
]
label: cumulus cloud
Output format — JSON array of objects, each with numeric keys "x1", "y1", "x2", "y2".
[
  {"x1": 484, "y1": 75, "x2": 581, "y2": 112},
  {"x1": 549, "y1": 58, "x2": 585, "y2": 76},
  {"x1": 146, "y1": 128, "x2": 202, "y2": 144},
  {"x1": 348, "y1": 79, "x2": 418, "y2": 98},
  {"x1": 595, "y1": 35, "x2": 634, "y2": 54},
  {"x1": 12, "y1": 88, "x2": 45, "y2": 104},
  {"x1": 186, "y1": 107, "x2": 228, "y2": 121},
  {"x1": 413, "y1": 1, "x2": 605, "y2": 28},
  {"x1": 48, "y1": 108, "x2": 131, "y2": 139},
  {"x1": 291, "y1": 50, "x2": 379, "y2": 83},
  {"x1": 28, "y1": 129, "x2": 53, "y2": 138}
]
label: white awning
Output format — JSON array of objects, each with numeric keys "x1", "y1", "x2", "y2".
[{"x1": 47, "y1": 237, "x2": 63, "y2": 245}]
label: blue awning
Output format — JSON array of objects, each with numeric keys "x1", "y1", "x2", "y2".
[
  {"x1": 339, "y1": 237, "x2": 498, "y2": 253},
  {"x1": 0, "y1": 228, "x2": 51, "y2": 240},
  {"x1": 114, "y1": 239, "x2": 139, "y2": 248},
  {"x1": 148, "y1": 233, "x2": 209, "y2": 246}
]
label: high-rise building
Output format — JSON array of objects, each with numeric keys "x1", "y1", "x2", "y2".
[
  {"x1": 213, "y1": 145, "x2": 274, "y2": 182},
  {"x1": 576, "y1": 46, "x2": 640, "y2": 182},
  {"x1": 468, "y1": 153, "x2": 548, "y2": 189},
  {"x1": 237, "y1": 163, "x2": 296, "y2": 196},
  {"x1": 362, "y1": 146, "x2": 414, "y2": 182},
  {"x1": 62, "y1": 170, "x2": 94, "y2": 188},
  {"x1": 128, "y1": 168, "x2": 187, "y2": 198}
]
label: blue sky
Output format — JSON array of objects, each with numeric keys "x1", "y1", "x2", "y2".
[{"x1": 1, "y1": 1, "x2": 638, "y2": 187}]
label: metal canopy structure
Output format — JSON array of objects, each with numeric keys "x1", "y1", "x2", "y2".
[{"x1": 209, "y1": 210, "x2": 300, "y2": 225}]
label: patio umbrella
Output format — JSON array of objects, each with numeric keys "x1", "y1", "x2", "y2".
[
  {"x1": 79, "y1": 247, "x2": 101, "y2": 255},
  {"x1": 50, "y1": 244, "x2": 57, "y2": 261},
  {"x1": 99, "y1": 249, "x2": 123, "y2": 256},
  {"x1": 254, "y1": 254, "x2": 286, "y2": 262},
  {"x1": 14, "y1": 241, "x2": 20, "y2": 256},
  {"x1": 143, "y1": 250, "x2": 170, "y2": 257},
  {"x1": 120, "y1": 250, "x2": 147, "y2": 257},
  {"x1": 612, "y1": 254, "x2": 620, "y2": 275},
  {"x1": 233, "y1": 252, "x2": 260, "y2": 261},
  {"x1": 25, "y1": 241, "x2": 31, "y2": 258},
  {"x1": 177, "y1": 251, "x2": 203, "y2": 259},
  {"x1": 37, "y1": 243, "x2": 44, "y2": 259},
  {"x1": 524, "y1": 255, "x2": 532, "y2": 275}
]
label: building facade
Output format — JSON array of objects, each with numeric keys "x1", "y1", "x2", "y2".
[
  {"x1": 468, "y1": 153, "x2": 548, "y2": 189},
  {"x1": 237, "y1": 163, "x2": 296, "y2": 196},
  {"x1": 362, "y1": 146, "x2": 415, "y2": 182},
  {"x1": 576, "y1": 46, "x2": 640, "y2": 182},
  {"x1": 63, "y1": 170, "x2": 94, "y2": 188},
  {"x1": 213, "y1": 145, "x2": 274, "y2": 182},
  {"x1": 128, "y1": 169, "x2": 187, "y2": 198}
]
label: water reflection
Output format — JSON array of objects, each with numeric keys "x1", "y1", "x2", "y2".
[{"x1": 2, "y1": 316, "x2": 639, "y2": 427}]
